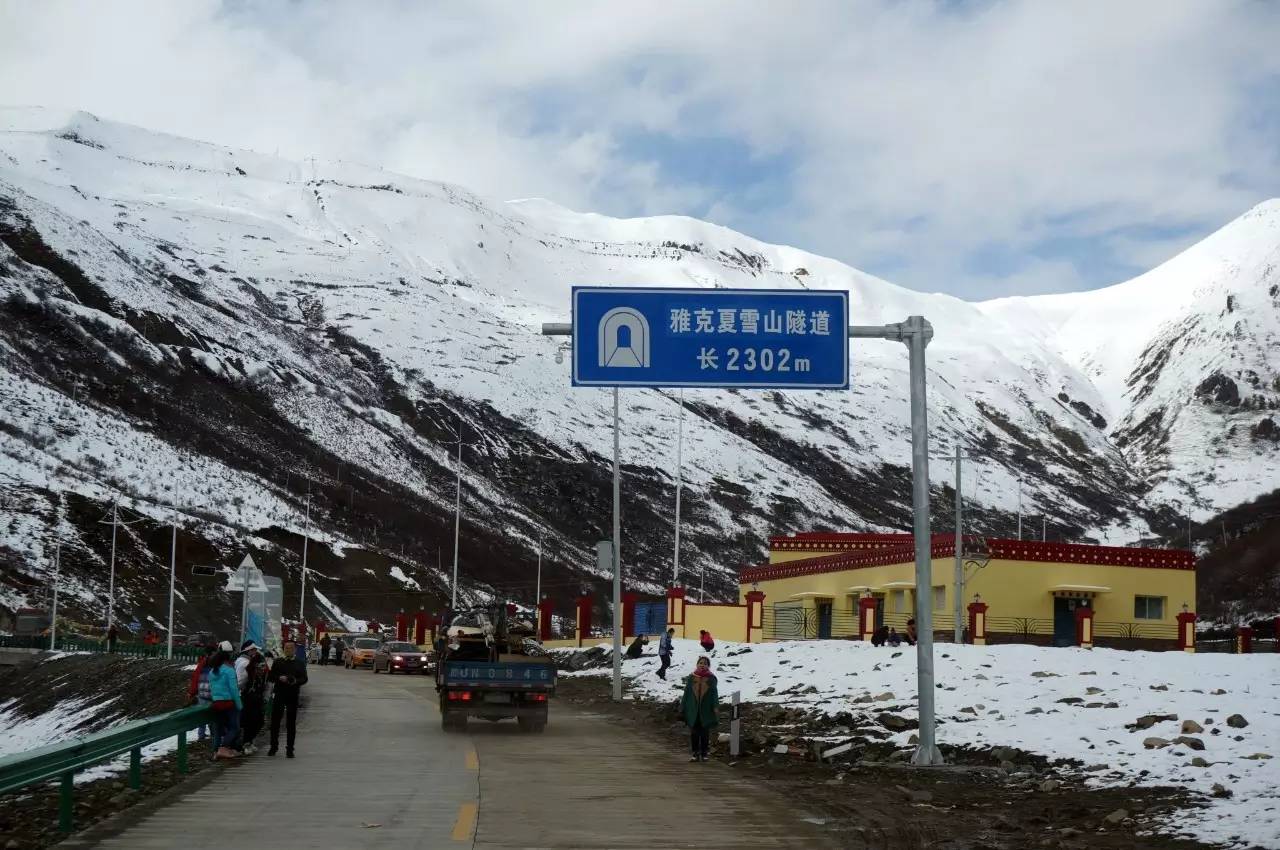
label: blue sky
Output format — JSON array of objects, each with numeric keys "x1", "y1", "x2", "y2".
[{"x1": 3, "y1": 0, "x2": 1278, "y2": 299}]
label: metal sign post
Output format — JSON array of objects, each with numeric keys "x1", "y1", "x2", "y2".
[
  {"x1": 730, "y1": 690, "x2": 741, "y2": 757},
  {"x1": 596, "y1": 540, "x2": 622, "y2": 701}
]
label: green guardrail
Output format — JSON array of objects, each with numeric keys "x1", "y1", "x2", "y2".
[
  {"x1": 0, "y1": 704, "x2": 212, "y2": 832},
  {"x1": 0, "y1": 634, "x2": 205, "y2": 660}
]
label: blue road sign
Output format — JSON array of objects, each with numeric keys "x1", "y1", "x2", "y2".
[{"x1": 572, "y1": 287, "x2": 849, "y2": 389}]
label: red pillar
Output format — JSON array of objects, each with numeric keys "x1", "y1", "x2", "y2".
[
  {"x1": 537, "y1": 597, "x2": 555, "y2": 641},
  {"x1": 313, "y1": 619, "x2": 327, "y2": 645},
  {"x1": 575, "y1": 593, "x2": 593, "y2": 647},
  {"x1": 745, "y1": 590, "x2": 766, "y2": 643},
  {"x1": 621, "y1": 591, "x2": 638, "y2": 639},
  {"x1": 1176, "y1": 609, "x2": 1197, "y2": 653},
  {"x1": 395, "y1": 610, "x2": 408, "y2": 641},
  {"x1": 858, "y1": 595, "x2": 877, "y2": 641},
  {"x1": 967, "y1": 599, "x2": 989, "y2": 645},
  {"x1": 1236, "y1": 625, "x2": 1253, "y2": 654},
  {"x1": 1074, "y1": 603, "x2": 1094, "y2": 649},
  {"x1": 666, "y1": 587, "x2": 686, "y2": 638},
  {"x1": 413, "y1": 609, "x2": 428, "y2": 645}
]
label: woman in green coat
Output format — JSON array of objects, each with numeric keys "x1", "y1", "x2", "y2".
[{"x1": 680, "y1": 656, "x2": 719, "y2": 762}]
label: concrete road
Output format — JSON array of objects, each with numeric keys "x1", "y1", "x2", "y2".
[{"x1": 86, "y1": 665, "x2": 833, "y2": 849}]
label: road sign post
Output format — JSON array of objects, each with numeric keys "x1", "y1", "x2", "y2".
[{"x1": 545, "y1": 289, "x2": 940, "y2": 764}]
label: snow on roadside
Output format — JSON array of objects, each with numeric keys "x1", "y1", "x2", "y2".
[{"x1": 566, "y1": 638, "x2": 1280, "y2": 848}]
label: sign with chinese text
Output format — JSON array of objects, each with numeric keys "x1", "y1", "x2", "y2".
[{"x1": 571, "y1": 287, "x2": 848, "y2": 388}]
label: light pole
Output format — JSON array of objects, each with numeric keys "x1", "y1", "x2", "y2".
[
  {"x1": 1017, "y1": 475, "x2": 1023, "y2": 540},
  {"x1": 298, "y1": 493, "x2": 311, "y2": 624},
  {"x1": 49, "y1": 538, "x2": 62, "y2": 651},
  {"x1": 105, "y1": 499, "x2": 118, "y2": 629},
  {"x1": 446, "y1": 417, "x2": 473, "y2": 609},
  {"x1": 953, "y1": 445, "x2": 963, "y2": 644},
  {"x1": 166, "y1": 516, "x2": 177, "y2": 659}
]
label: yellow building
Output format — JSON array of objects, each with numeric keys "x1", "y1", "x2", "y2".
[{"x1": 739, "y1": 533, "x2": 1196, "y2": 649}]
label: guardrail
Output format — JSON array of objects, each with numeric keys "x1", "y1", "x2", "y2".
[
  {"x1": 0, "y1": 704, "x2": 212, "y2": 833},
  {"x1": 0, "y1": 634, "x2": 205, "y2": 660}
]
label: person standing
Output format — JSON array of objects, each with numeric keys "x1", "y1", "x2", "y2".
[
  {"x1": 207, "y1": 642, "x2": 242, "y2": 760},
  {"x1": 657, "y1": 628, "x2": 675, "y2": 680},
  {"x1": 105, "y1": 624, "x2": 119, "y2": 653},
  {"x1": 269, "y1": 639, "x2": 308, "y2": 758},
  {"x1": 188, "y1": 644, "x2": 216, "y2": 742},
  {"x1": 318, "y1": 634, "x2": 331, "y2": 666},
  {"x1": 680, "y1": 656, "x2": 719, "y2": 762},
  {"x1": 236, "y1": 642, "x2": 267, "y2": 754}
]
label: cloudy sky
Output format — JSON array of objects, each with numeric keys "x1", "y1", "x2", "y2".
[{"x1": 2, "y1": 0, "x2": 1278, "y2": 299}]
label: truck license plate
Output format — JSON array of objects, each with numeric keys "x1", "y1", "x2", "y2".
[{"x1": 483, "y1": 693, "x2": 512, "y2": 704}]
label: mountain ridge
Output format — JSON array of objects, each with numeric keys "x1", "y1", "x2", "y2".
[{"x1": 1, "y1": 107, "x2": 1277, "y2": 630}]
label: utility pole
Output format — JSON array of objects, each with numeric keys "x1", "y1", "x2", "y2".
[
  {"x1": 672, "y1": 388, "x2": 685, "y2": 587},
  {"x1": 298, "y1": 493, "x2": 311, "y2": 623},
  {"x1": 1042, "y1": 517, "x2": 1047, "y2": 542},
  {"x1": 953, "y1": 445, "x2": 963, "y2": 644},
  {"x1": 450, "y1": 418, "x2": 467, "y2": 609},
  {"x1": 49, "y1": 539, "x2": 62, "y2": 651},
  {"x1": 166, "y1": 517, "x2": 177, "y2": 660},
  {"x1": 535, "y1": 529, "x2": 543, "y2": 604},
  {"x1": 106, "y1": 499, "x2": 119, "y2": 629},
  {"x1": 1017, "y1": 476, "x2": 1023, "y2": 540}
]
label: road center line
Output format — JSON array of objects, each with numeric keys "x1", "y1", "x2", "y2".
[
  {"x1": 465, "y1": 748, "x2": 479, "y2": 771},
  {"x1": 451, "y1": 801, "x2": 478, "y2": 842}
]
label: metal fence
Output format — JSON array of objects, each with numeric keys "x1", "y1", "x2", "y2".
[
  {"x1": 0, "y1": 634, "x2": 204, "y2": 660},
  {"x1": 761, "y1": 605, "x2": 1214, "y2": 652},
  {"x1": 0, "y1": 704, "x2": 212, "y2": 832}
]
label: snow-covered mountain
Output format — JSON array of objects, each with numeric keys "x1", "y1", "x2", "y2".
[{"x1": 1, "y1": 108, "x2": 1277, "y2": 629}]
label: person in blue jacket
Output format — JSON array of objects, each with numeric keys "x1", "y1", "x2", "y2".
[{"x1": 207, "y1": 641, "x2": 243, "y2": 760}]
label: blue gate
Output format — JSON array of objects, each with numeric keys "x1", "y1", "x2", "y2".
[{"x1": 633, "y1": 602, "x2": 666, "y2": 636}]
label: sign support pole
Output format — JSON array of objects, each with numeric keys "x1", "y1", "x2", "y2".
[
  {"x1": 672, "y1": 388, "x2": 684, "y2": 587},
  {"x1": 612, "y1": 387, "x2": 623, "y2": 702}
]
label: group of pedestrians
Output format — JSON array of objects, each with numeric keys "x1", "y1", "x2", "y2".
[
  {"x1": 316, "y1": 633, "x2": 344, "y2": 665},
  {"x1": 871, "y1": 619, "x2": 917, "y2": 647},
  {"x1": 188, "y1": 638, "x2": 308, "y2": 760},
  {"x1": 643, "y1": 627, "x2": 722, "y2": 762}
]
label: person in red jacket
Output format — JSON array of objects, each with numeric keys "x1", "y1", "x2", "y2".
[
  {"x1": 188, "y1": 644, "x2": 217, "y2": 742},
  {"x1": 699, "y1": 630, "x2": 715, "y2": 652}
]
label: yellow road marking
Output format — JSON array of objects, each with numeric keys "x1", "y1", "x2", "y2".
[
  {"x1": 451, "y1": 802, "x2": 478, "y2": 841},
  {"x1": 465, "y1": 748, "x2": 479, "y2": 771}
]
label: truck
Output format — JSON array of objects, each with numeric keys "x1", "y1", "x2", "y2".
[{"x1": 435, "y1": 605, "x2": 555, "y2": 733}]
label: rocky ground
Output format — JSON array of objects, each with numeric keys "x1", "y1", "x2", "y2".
[{"x1": 555, "y1": 673, "x2": 1226, "y2": 850}]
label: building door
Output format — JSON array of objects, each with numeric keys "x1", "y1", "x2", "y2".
[
  {"x1": 874, "y1": 595, "x2": 885, "y2": 629},
  {"x1": 1053, "y1": 597, "x2": 1075, "y2": 646},
  {"x1": 816, "y1": 602, "x2": 833, "y2": 639}
]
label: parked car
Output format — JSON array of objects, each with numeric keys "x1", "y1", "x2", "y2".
[
  {"x1": 372, "y1": 641, "x2": 435, "y2": 674},
  {"x1": 343, "y1": 636, "x2": 382, "y2": 669}
]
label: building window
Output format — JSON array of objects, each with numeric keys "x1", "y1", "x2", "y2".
[
  {"x1": 1134, "y1": 596, "x2": 1165, "y2": 620},
  {"x1": 932, "y1": 586, "x2": 946, "y2": 612}
]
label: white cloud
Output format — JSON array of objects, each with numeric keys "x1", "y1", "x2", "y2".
[{"x1": 1, "y1": 0, "x2": 1277, "y2": 298}]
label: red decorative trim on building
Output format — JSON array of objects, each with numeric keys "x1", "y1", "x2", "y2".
[{"x1": 743, "y1": 534, "x2": 1194, "y2": 583}]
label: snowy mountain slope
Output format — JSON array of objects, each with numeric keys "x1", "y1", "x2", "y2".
[
  {"x1": 980, "y1": 201, "x2": 1280, "y2": 513},
  {"x1": 0, "y1": 108, "x2": 1277, "y2": 628}
]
